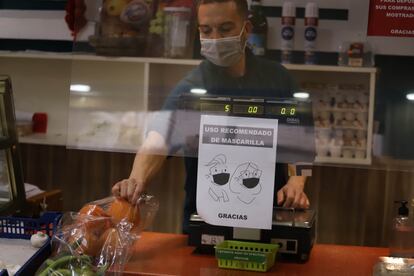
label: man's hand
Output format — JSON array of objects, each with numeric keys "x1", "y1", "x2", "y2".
[
  {"x1": 111, "y1": 131, "x2": 168, "y2": 205},
  {"x1": 277, "y1": 176, "x2": 310, "y2": 209},
  {"x1": 112, "y1": 178, "x2": 145, "y2": 205}
]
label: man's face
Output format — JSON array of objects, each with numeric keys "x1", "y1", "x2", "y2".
[{"x1": 198, "y1": 2, "x2": 249, "y2": 40}]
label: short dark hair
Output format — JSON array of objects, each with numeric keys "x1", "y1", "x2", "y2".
[{"x1": 196, "y1": 0, "x2": 248, "y2": 19}]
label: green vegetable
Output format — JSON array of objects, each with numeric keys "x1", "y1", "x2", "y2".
[
  {"x1": 69, "y1": 237, "x2": 84, "y2": 251},
  {"x1": 50, "y1": 269, "x2": 72, "y2": 276},
  {"x1": 96, "y1": 264, "x2": 109, "y2": 276},
  {"x1": 80, "y1": 270, "x2": 96, "y2": 276},
  {"x1": 38, "y1": 255, "x2": 92, "y2": 276}
]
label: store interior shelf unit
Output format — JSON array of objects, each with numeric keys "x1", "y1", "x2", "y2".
[
  {"x1": 0, "y1": 51, "x2": 378, "y2": 72},
  {"x1": 0, "y1": 52, "x2": 377, "y2": 165}
]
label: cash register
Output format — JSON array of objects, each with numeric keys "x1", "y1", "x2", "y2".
[{"x1": 178, "y1": 94, "x2": 316, "y2": 262}]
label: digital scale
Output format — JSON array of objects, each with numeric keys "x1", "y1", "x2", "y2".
[
  {"x1": 189, "y1": 208, "x2": 316, "y2": 262},
  {"x1": 179, "y1": 94, "x2": 316, "y2": 262}
]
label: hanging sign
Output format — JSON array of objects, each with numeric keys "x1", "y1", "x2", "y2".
[
  {"x1": 196, "y1": 115, "x2": 278, "y2": 230},
  {"x1": 367, "y1": 0, "x2": 414, "y2": 37}
]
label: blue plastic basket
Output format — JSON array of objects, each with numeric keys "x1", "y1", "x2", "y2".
[{"x1": 0, "y1": 212, "x2": 62, "y2": 276}]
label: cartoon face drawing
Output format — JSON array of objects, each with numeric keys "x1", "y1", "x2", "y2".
[
  {"x1": 240, "y1": 168, "x2": 262, "y2": 189},
  {"x1": 205, "y1": 154, "x2": 230, "y2": 202},
  {"x1": 206, "y1": 154, "x2": 230, "y2": 186},
  {"x1": 229, "y1": 162, "x2": 262, "y2": 204}
]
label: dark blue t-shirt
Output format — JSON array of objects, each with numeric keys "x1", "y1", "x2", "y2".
[{"x1": 149, "y1": 52, "x2": 298, "y2": 233}]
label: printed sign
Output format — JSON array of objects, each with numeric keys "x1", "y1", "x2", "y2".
[
  {"x1": 367, "y1": 0, "x2": 414, "y2": 37},
  {"x1": 196, "y1": 115, "x2": 278, "y2": 230}
]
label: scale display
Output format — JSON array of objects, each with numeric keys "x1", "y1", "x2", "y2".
[
  {"x1": 233, "y1": 104, "x2": 264, "y2": 115},
  {"x1": 179, "y1": 94, "x2": 315, "y2": 167},
  {"x1": 196, "y1": 97, "x2": 307, "y2": 123}
]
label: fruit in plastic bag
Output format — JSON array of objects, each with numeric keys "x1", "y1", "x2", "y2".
[
  {"x1": 108, "y1": 198, "x2": 140, "y2": 227},
  {"x1": 79, "y1": 204, "x2": 109, "y2": 217},
  {"x1": 36, "y1": 195, "x2": 158, "y2": 276},
  {"x1": 100, "y1": 228, "x2": 121, "y2": 256},
  {"x1": 67, "y1": 226, "x2": 103, "y2": 257},
  {"x1": 78, "y1": 205, "x2": 112, "y2": 235}
]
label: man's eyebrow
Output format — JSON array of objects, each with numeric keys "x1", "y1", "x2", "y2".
[
  {"x1": 220, "y1": 21, "x2": 236, "y2": 26},
  {"x1": 199, "y1": 21, "x2": 236, "y2": 28}
]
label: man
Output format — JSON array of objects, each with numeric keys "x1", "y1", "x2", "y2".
[{"x1": 112, "y1": 0, "x2": 310, "y2": 233}]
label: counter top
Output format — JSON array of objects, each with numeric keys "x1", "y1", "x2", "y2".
[{"x1": 124, "y1": 232, "x2": 389, "y2": 276}]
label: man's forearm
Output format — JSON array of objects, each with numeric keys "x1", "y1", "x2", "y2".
[{"x1": 129, "y1": 131, "x2": 168, "y2": 185}]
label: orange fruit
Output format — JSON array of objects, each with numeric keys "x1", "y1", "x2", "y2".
[
  {"x1": 79, "y1": 204, "x2": 109, "y2": 217},
  {"x1": 67, "y1": 226, "x2": 103, "y2": 257},
  {"x1": 107, "y1": 198, "x2": 140, "y2": 227},
  {"x1": 78, "y1": 204, "x2": 111, "y2": 236}
]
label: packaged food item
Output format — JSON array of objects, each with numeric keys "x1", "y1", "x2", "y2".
[
  {"x1": 304, "y1": 3, "x2": 319, "y2": 64},
  {"x1": 35, "y1": 195, "x2": 159, "y2": 276},
  {"x1": 281, "y1": 2, "x2": 296, "y2": 64},
  {"x1": 338, "y1": 41, "x2": 374, "y2": 67},
  {"x1": 163, "y1": 7, "x2": 192, "y2": 58},
  {"x1": 248, "y1": 0, "x2": 268, "y2": 56}
]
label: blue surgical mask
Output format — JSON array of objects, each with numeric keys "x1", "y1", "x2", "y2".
[{"x1": 200, "y1": 24, "x2": 247, "y2": 67}]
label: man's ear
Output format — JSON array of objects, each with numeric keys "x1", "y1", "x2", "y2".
[{"x1": 245, "y1": 20, "x2": 253, "y2": 35}]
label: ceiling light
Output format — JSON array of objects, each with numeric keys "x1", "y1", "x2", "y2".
[
  {"x1": 293, "y1": 92, "x2": 310, "y2": 99},
  {"x1": 407, "y1": 93, "x2": 414, "y2": 101},
  {"x1": 70, "y1": 84, "x2": 91, "y2": 93},
  {"x1": 191, "y1": 88, "x2": 207, "y2": 94}
]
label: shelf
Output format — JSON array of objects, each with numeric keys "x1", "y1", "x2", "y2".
[
  {"x1": 66, "y1": 144, "x2": 137, "y2": 154},
  {"x1": 0, "y1": 51, "x2": 378, "y2": 72},
  {"x1": 314, "y1": 108, "x2": 369, "y2": 113},
  {"x1": 18, "y1": 133, "x2": 140, "y2": 153},
  {"x1": 18, "y1": 133, "x2": 67, "y2": 146},
  {"x1": 2, "y1": 51, "x2": 376, "y2": 165},
  {"x1": 315, "y1": 126, "x2": 368, "y2": 131},
  {"x1": 284, "y1": 64, "x2": 377, "y2": 74},
  {"x1": 0, "y1": 51, "x2": 201, "y2": 66},
  {"x1": 316, "y1": 145, "x2": 367, "y2": 150},
  {"x1": 315, "y1": 156, "x2": 371, "y2": 165}
]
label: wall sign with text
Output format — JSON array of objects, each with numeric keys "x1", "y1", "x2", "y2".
[{"x1": 367, "y1": 0, "x2": 414, "y2": 37}]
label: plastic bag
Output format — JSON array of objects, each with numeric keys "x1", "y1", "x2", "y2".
[{"x1": 35, "y1": 194, "x2": 159, "y2": 276}]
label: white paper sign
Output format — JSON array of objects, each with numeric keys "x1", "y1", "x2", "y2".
[{"x1": 196, "y1": 115, "x2": 278, "y2": 230}]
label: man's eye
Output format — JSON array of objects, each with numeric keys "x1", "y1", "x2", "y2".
[
  {"x1": 200, "y1": 28, "x2": 211, "y2": 35},
  {"x1": 219, "y1": 28, "x2": 232, "y2": 33}
]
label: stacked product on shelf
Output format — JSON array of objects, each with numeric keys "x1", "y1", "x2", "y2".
[{"x1": 303, "y1": 82, "x2": 369, "y2": 161}]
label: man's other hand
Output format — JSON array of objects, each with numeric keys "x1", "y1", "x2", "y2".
[
  {"x1": 112, "y1": 178, "x2": 145, "y2": 205},
  {"x1": 277, "y1": 176, "x2": 310, "y2": 209}
]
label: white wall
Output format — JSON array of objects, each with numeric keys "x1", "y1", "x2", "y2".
[
  {"x1": 0, "y1": 0, "x2": 412, "y2": 56},
  {"x1": 264, "y1": 0, "x2": 413, "y2": 56}
]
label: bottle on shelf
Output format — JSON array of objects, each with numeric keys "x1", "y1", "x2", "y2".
[
  {"x1": 304, "y1": 2, "x2": 319, "y2": 65},
  {"x1": 281, "y1": 2, "x2": 296, "y2": 64},
  {"x1": 389, "y1": 200, "x2": 414, "y2": 258},
  {"x1": 247, "y1": 0, "x2": 268, "y2": 56}
]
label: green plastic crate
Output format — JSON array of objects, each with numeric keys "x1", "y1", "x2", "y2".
[{"x1": 215, "y1": 240, "x2": 279, "y2": 272}]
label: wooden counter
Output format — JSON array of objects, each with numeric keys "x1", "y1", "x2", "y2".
[{"x1": 124, "y1": 232, "x2": 389, "y2": 276}]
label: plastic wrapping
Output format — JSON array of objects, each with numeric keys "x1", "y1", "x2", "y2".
[{"x1": 35, "y1": 195, "x2": 159, "y2": 276}]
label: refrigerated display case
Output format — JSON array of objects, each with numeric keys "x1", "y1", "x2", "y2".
[{"x1": 0, "y1": 76, "x2": 26, "y2": 215}]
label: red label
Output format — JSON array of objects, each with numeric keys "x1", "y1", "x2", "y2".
[{"x1": 367, "y1": 0, "x2": 414, "y2": 37}]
